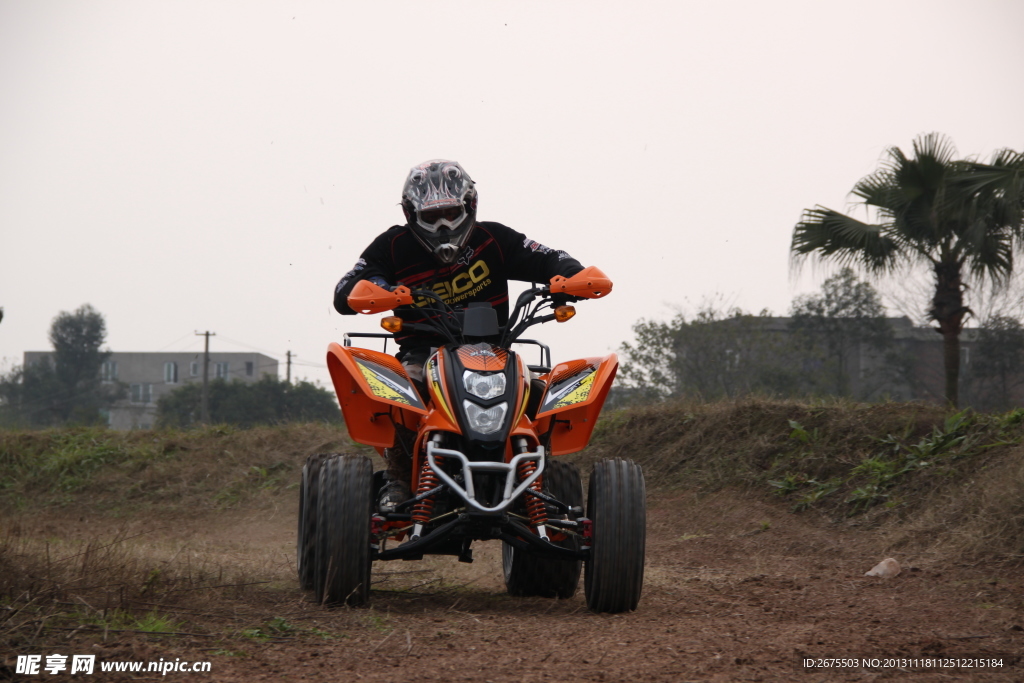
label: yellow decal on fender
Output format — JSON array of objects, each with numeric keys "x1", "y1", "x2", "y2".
[
  {"x1": 428, "y1": 359, "x2": 457, "y2": 425},
  {"x1": 356, "y1": 362, "x2": 411, "y2": 405},
  {"x1": 517, "y1": 377, "x2": 530, "y2": 424},
  {"x1": 554, "y1": 371, "x2": 595, "y2": 409}
]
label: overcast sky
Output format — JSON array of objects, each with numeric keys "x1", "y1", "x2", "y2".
[{"x1": 2, "y1": 0, "x2": 1023, "y2": 388}]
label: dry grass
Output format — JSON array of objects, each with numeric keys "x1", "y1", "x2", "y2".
[
  {"x1": 5, "y1": 401, "x2": 1024, "y2": 657},
  {"x1": 884, "y1": 448, "x2": 1024, "y2": 561},
  {"x1": 1, "y1": 525, "x2": 275, "y2": 648},
  {"x1": 0, "y1": 422, "x2": 372, "y2": 654}
]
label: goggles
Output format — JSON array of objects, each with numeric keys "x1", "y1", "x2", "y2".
[{"x1": 417, "y1": 205, "x2": 466, "y2": 232}]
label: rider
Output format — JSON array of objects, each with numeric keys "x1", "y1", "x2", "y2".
[{"x1": 333, "y1": 159, "x2": 585, "y2": 510}]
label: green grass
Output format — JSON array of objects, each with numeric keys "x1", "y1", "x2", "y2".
[
  {"x1": 363, "y1": 611, "x2": 392, "y2": 634},
  {"x1": 0, "y1": 422, "x2": 352, "y2": 513},
  {"x1": 0, "y1": 428, "x2": 160, "y2": 493},
  {"x1": 238, "y1": 617, "x2": 340, "y2": 642},
  {"x1": 768, "y1": 409, "x2": 1024, "y2": 515},
  {"x1": 56, "y1": 608, "x2": 183, "y2": 634},
  {"x1": 134, "y1": 610, "x2": 184, "y2": 633}
]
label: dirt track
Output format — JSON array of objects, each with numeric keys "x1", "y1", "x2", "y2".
[{"x1": 7, "y1": 488, "x2": 1024, "y2": 682}]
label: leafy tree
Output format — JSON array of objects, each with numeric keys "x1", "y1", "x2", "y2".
[
  {"x1": 618, "y1": 302, "x2": 803, "y2": 402},
  {"x1": 791, "y1": 133, "x2": 1024, "y2": 406},
  {"x1": 0, "y1": 359, "x2": 64, "y2": 427},
  {"x1": 616, "y1": 312, "x2": 686, "y2": 403},
  {"x1": 49, "y1": 304, "x2": 116, "y2": 423},
  {"x1": 156, "y1": 376, "x2": 342, "y2": 428},
  {"x1": 0, "y1": 304, "x2": 120, "y2": 426},
  {"x1": 789, "y1": 268, "x2": 894, "y2": 398}
]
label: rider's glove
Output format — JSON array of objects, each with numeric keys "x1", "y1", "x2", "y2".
[{"x1": 367, "y1": 276, "x2": 398, "y2": 292}]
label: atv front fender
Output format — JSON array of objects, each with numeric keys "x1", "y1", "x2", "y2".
[
  {"x1": 534, "y1": 353, "x2": 618, "y2": 455},
  {"x1": 326, "y1": 343, "x2": 427, "y2": 448}
]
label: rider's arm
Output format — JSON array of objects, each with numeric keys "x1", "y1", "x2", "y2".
[
  {"x1": 333, "y1": 230, "x2": 398, "y2": 315},
  {"x1": 487, "y1": 222, "x2": 584, "y2": 283}
]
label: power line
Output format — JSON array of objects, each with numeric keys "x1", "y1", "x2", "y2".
[
  {"x1": 201, "y1": 333, "x2": 328, "y2": 369},
  {"x1": 215, "y1": 334, "x2": 286, "y2": 359},
  {"x1": 106, "y1": 328, "x2": 330, "y2": 370},
  {"x1": 157, "y1": 332, "x2": 196, "y2": 351},
  {"x1": 292, "y1": 359, "x2": 327, "y2": 369}
]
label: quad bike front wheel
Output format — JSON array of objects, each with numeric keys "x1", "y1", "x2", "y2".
[
  {"x1": 503, "y1": 458, "x2": 583, "y2": 599},
  {"x1": 297, "y1": 453, "x2": 333, "y2": 591},
  {"x1": 584, "y1": 458, "x2": 646, "y2": 613},
  {"x1": 314, "y1": 454, "x2": 373, "y2": 606}
]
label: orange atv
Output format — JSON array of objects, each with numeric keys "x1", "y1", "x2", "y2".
[{"x1": 297, "y1": 267, "x2": 645, "y2": 613}]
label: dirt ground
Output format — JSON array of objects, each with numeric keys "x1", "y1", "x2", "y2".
[{"x1": 5, "y1": 489, "x2": 1024, "y2": 682}]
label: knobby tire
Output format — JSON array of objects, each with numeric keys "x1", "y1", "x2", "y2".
[
  {"x1": 314, "y1": 454, "x2": 373, "y2": 607},
  {"x1": 584, "y1": 458, "x2": 646, "y2": 613}
]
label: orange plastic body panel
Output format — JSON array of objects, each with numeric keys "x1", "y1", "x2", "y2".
[
  {"x1": 456, "y1": 345, "x2": 509, "y2": 372},
  {"x1": 534, "y1": 353, "x2": 618, "y2": 456},
  {"x1": 326, "y1": 343, "x2": 426, "y2": 448},
  {"x1": 512, "y1": 355, "x2": 530, "y2": 428},
  {"x1": 503, "y1": 413, "x2": 542, "y2": 461},
  {"x1": 425, "y1": 351, "x2": 458, "y2": 427},
  {"x1": 329, "y1": 338, "x2": 614, "y2": 477}
]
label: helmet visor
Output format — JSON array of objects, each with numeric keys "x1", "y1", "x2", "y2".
[{"x1": 418, "y1": 205, "x2": 466, "y2": 232}]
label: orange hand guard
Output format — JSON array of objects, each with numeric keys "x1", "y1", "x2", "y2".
[
  {"x1": 549, "y1": 266, "x2": 613, "y2": 299},
  {"x1": 347, "y1": 280, "x2": 414, "y2": 315}
]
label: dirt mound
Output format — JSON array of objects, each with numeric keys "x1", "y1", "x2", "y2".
[
  {"x1": 575, "y1": 398, "x2": 1024, "y2": 561},
  {"x1": 4, "y1": 403, "x2": 1024, "y2": 680}
]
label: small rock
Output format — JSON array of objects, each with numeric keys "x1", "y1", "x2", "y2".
[{"x1": 865, "y1": 557, "x2": 901, "y2": 579}]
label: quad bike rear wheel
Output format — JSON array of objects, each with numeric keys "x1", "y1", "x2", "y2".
[
  {"x1": 297, "y1": 453, "x2": 334, "y2": 590},
  {"x1": 314, "y1": 454, "x2": 373, "y2": 606},
  {"x1": 584, "y1": 458, "x2": 646, "y2": 613},
  {"x1": 503, "y1": 458, "x2": 583, "y2": 599}
]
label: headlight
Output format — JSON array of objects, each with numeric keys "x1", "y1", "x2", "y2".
[
  {"x1": 463, "y1": 400, "x2": 508, "y2": 434},
  {"x1": 463, "y1": 370, "x2": 506, "y2": 400}
]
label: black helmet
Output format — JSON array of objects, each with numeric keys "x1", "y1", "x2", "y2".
[{"x1": 402, "y1": 159, "x2": 478, "y2": 264}]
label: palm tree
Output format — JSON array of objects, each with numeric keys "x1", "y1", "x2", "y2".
[{"x1": 791, "y1": 133, "x2": 1024, "y2": 407}]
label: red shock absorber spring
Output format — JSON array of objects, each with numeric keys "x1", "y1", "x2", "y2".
[
  {"x1": 518, "y1": 460, "x2": 547, "y2": 528},
  {"x1": 411, "y1": 455, "x2": 445, "y2": 524}
]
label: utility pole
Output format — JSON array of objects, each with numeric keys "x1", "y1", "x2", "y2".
[
  {"x1": 195, "y1": 331, "x2": 215, "y2": 423},
  {"x1": 286, "y1": 350, "x2": 292, "y2": 384}
]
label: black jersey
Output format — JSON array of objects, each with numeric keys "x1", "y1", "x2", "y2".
[{"x1": 334, "y1": 222, "x2": 583, "y2": 351}]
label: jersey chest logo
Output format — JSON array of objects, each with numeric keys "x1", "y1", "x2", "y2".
[{"x1": 415, "y1": 259, "x2": 493, "y2": 306}]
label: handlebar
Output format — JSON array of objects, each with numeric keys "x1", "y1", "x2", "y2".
[{"x1": 345, "y1": 267, "x2": 612, "y2": 347}]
